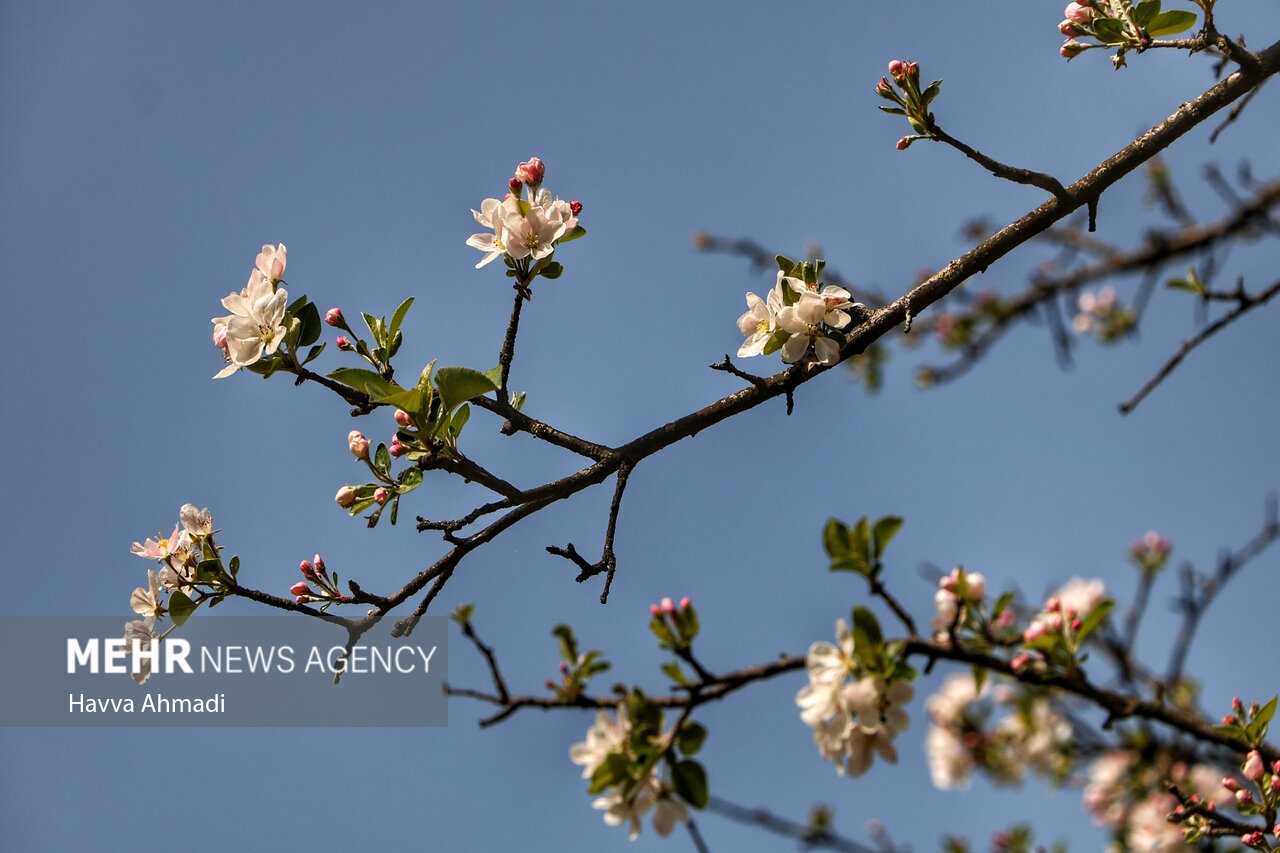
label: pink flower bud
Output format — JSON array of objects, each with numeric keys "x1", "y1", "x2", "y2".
[
  {"x1": 1243, "y1": 832, "x2": 1264, "y2": 848},
  {"x1": 1235, "y1": 788, "x2": 1253, "y2": 805},
  {"x1": 1234, "y1": 696, "x2": 1246, "y2": 714},
  {"x1": 389, "y1": 437, "x2": 404, "y2": 458},
  {"x1": 508, "y1": 177, "x2": 522, "y2": 195},
  {"x1": 660, "y1": 596, "x2": 675, "y2": 616},
  {"x1": 373, "y1": 487, "x2": 390, "y2": 505},
  {"x1": 348, "y1": 430, "x2": 370, "y2": 460},
  {"x1": 905, "y1": 61, "x2": 919, "y2": 79},
  {"x1": 1222, "y1": 776, "x2": 1239, "y2": 791},
  {"x1": 335, "y1": 485, "x2": 356, "y2": 508},
  {"x1": 1023, "y1": 623, "x2": 1047, "y2": 644},
  {"x1": 558, "y1": 661, "x2": 569, "y2": 674},
  {"x1": 1223, "y1": 714, "x2": 1237, "y2": 725},
  {"x1": 1064, "y1": 2, "x2": 1092, "y2": 24},
  {"x1": 1060, "y1": 39, "x2": 1088, "y2": 59},
  {"x1": 514, "y1": 157, "x2": 545, "y2": 185},
  {"x1": 875, "y1": 78, "x2": 893, "y2": 96},
  {"x1": 299, "y1": 560, "x2": 315, "y2": 578},
  {"x1": 1274, "y1": 825, "x2": 1280, "y2": 838},
  {"x1": 895, "y1": 136, "x2": 913, "y2": 151},
  {"x1": 1070, "y1": 618, "x2": 1082, "y2": 631},
  {"x1": 395, "y1": 409, "x2": 413, "y2": 427},
  {"x1": 295, "y1": 595, "x2": 308, "y2": 604},
  {"x1": 650, "y1": 604, "x2": 662, "y2": 617},
  {"x1": 569, "y1": 200, "x2": 583, "y2": 216},
  {"x1": 1045, "y1": 613, "x2": 1064, "y2": 632},
  {"x1": 888, "y1": 59, "x2": 905, "y2": 79},
  {"x1": 337, "y1": 335, "x2": 352, "y2": 351},
  {"x1": 1010, "y1": 653, "x2": 1033, "y2": 672},
  {"x1": 1058, "y1": 20, "x2": 1084, "y2": 37},
  {"x1": 325, "y1": 308, "x2": 345, "y2": 328},
  {"x1": 290, "y1": 581, "x2": 311, "y2": 596},
  {"x1": 1244, "y1": 750, "x2": 1265, "y2": 781},
  {"x1": 1270, "y1": 776, "x2": 1280, "y2": 793},
  {"x1": 313, "y1": 554, "x2": 325, "y2": 571},
  {"x1": 1045, "y1": 596, "x2": 1061, "y2": 612},
  {"x1": 680, "y1": 597, "x2": 691, "y2": 610},
  {"x1": 966, "y1": 573, "x2": 986, "y2": 601}
]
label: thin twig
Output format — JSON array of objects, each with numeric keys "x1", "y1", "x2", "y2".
[
  {"x1": 706, "y1": 797, "x2": 880, "y2": 853},
  {"x1": 929, "y1": 122, "x2": 1068, "y2": 199}
]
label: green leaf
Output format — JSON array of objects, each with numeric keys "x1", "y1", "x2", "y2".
[
  {"x1": 672, "y1": 760, "x2": 709, "y2": 809},
  {"x1": 851, "y1": 605, "x2": 883, "y2": 661},
  {"x1": 295, "y1": 301, "x2": 322, "y2": 348},
  {"x1": 229, "y1": 555, "x2": 240, "y2": 579},
  {"x1": 878, "y1": 106, "x2": 906, "y2": 115},
  {"x1": 376, "y1": 386, "x2": 427, "y2": 418},
  {"x1": 328, "y1": 367, "x2": 401, "y2": 401},
  {"x1": 588, "y1": 752, "x2": 630, "y2": 795},
  {"x1": 1091, "y1": 16, "x2": 1126, "y2": 43},
  {"x1": 661, "y1": 662, "x2": 688, "y2": 686},
  {"x1": 168, "y1": 590, "x2": 197, "y2": 627},
  {"x1": 450, "y1": 603, "x2": 474, "y2": 624},
  {"x1": 992, "y1": 591, "x2": 1015, "y2": 619},
  {"x1": 972, "y1": 665, "x2": 987, "y2": 694},
  {"x1": 872, "y1": 515, "x2": 904, "y2": 560},
  {"x1": 921, "y1": 79, "x2": 942, "y2": 106},
  {"x1": 538, "y1": 262, "x2": 563, "y2": 280},
  {"x1": 388, "y1": 297, "x2": 415, "y2": 343},
  {"x1": 450, "y1": 403, "x2": 470, "y2": 438},
  {"x1": 399, "y1": 467, "x2": 423, "y2": 493},
  {"x1": 552, "y1": 624, "x2": 578, "y2": 663},
  {"x1": 390, "y1": 495, "x2": 399, "y2": 525},
  {"x1": 557, "y1": 224, "x2": 586, "y2": 244},
  {"x1": 1147, "y1": 9, "x2": 1196, "y2": 36},
  {"x1": 304, "y1": 343, "x2": 326, "y2": 364},
  {"x1": 774, "y1": 255, "x2": 798, "y2": 277},
  {"x1": 361, "y1": 311, "x2": 385, "y2": 348},
  {"x1": 434, "y1": 366, "x2": 500, "y2": 412},
  {"x1": 195, "y1": 559, "x2": 223, "y2": 584},
  {"x1": 1075, "y1": 599, "x2": 1114, "y2": 644},
  {"x1": 374, "y1": 443, "x2": 391, "y2": 475},
  {"x1": 677, "y1": 722, "x2": 708, "y2": 756},
  {"x1": 761, "y1": 328, "x2": 790, "y2": 356},
  {"x1": 823, "y1": 518, "x2": 851, "y2": 560},
  {"x1": 1134, "y1": 0, "x2": 1161, "y2": 28},
  {"x1": 1254, "y1": 695, "x2": 1278, "y2": 734}
]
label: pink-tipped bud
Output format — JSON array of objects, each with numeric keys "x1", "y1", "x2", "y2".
[
  {"x1": 558, "y1": 661, "x2": 569, "y2": 674},
  {"x1": 1244, "y1": 750, "x2": 1265, "y2": 781},
  {"x1": 212, "y1": 324, "x2": 229, "y2": 353},
  {"x1": 1064, "y1": 2, "x2": 1092, "y2": 24},
  {"x1": 905, "y1": 61, "x2": 919, "y2": 79},
  {"x1": 325, "y1": 308, "x2": 346, "y2": 328},
  {"x1": 896, "y1": 136, "x2": 913, "y2": 151},
  {"x1": 1234, "y1": 696, "x2": 1246, "y2": 714},
  {"x1": 1270, "y1": 776, "x2": 1280, "y2": 793},
  {"x1": 290, "y1": 581, "x2": 311, "y2": 596},
  {"x1": 1045, "y1": 596, "x2": 1061, "y2": 612},
  {"x1": 1223, "y1": 714, "x2": 1238, "y2": 725},
  {"x1": 680, "y1": 597, "x2": 691, "y2": 610},
  {"x1": 1045, "y1": 613, "x2": 1064, "y2": 632},
  {"x1": 373, "y1": 487, "x2": 390, "y2": 506},
  {"x1": 1023, "y1": 623, "x2": 1047, "y2": 644},
  {"x1": 569, "y1": 199, "x2": 583, "y2": 216},
  {"x1": 395, "y1": 409, "x2": 413, "y2": 427},
  {"x1": 1243, "y1": 833, "x2": 1265, "y2": 849},
  {"x1": 335, "y1": 485, "x2": 356, "y2": 508},
  {"x1": 389, "y1": 437, "x2": 405, "y2": 458},
  {"x1": 1010, "y1": 653, "x2": 1033, "y2": 672},
  {"x1": 313, "y1": 554, "x2": 325, "y2": 571},
  {"x1": 1274, "y1": 825, "x2": 1280, "y2": 838},
  {"x1": 337, "y1": 335, "x2": 352, "y2": 351},
  {"x1": 514, "y1": 157, "x2": 545, "y2": 185},
  {"x1": 1058, "y1": 20, "x2": 1084, "y2": 37},
  {"x1": 650, "y1": 604, "x2": 662, "y2": 617},
  {"x1": 1060, "y1": 39, "x2": 1088, "y2": 59},
  {"x1": 1236, "y1": 788, "x2": 1253, "y2": 805},
  {"x1": 1070, "y1": 617, "x2": 1082, "y2": 631},
  {"x1": 1221, "y1": 777, "x2": 1239, "y2": 791},
  {"x1": 295, "y1": 595, "x2": 308, "y2": 604},
  {"x1": 888, "y1": 59, "x2": 906, "y2": 79},
  {"x1": 300, "y1": 560, "x2": 316, "y2": 578},
  {"x1": 508, "y1": 177, "x2": 522, "y2": 195},
  {"x1": 661, "y1": 596, "x2": 676, "y2": 616},
  {"x1": 876, "y1": 78, "x2": 893, "y2": 97},
  {"x1": 348, "y1": 430, "x2": 370, "y2": 460}
]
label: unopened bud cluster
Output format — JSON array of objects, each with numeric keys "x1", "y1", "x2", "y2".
[
  {"x1": 649, "y1": 597, "x2": 698, "y2": 652},
  {"x1": 1056, "y1": 1, "x2": 1199, "y2": 69},
  {"x1": 875, "y1": 59, "x2": 941, "y2": 150},
  {"x1": 291, "y1": 554, "x2": 348, "y2": 607}
]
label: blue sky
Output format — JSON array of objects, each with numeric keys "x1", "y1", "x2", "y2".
[{"x1": 2, "y1": 2, "x2": 1279, "y2": 850}]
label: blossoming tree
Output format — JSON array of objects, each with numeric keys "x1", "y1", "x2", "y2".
[{"x1": 120, "y1": 3, "x2": 1280, "y2": 849}]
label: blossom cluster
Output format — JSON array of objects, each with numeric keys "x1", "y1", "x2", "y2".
[
  {"x1": 736, "y1": 257, "x2": 864, "y2": 367},
  {"x1": 1014, "y1": 577, "x2": 1111, "y2": 672},
  {"x1": 467, "y1": 157, "x2": 584, "y2": 275},
  {"x1": 1129, "y1": 529, "x2": 1171, "y2": 573},
  {"x1": 874, "y1": 59, "x2": 942, "y2": 151},
  {"x1": 1057, "y1": 1, "x2": 1198, "y2": 68},
  {"x1": 924, "y1": 674, "x2": 1073, "y2": 790},
  {"x1": 569, "y1": 701, "x2": 694, "y2": 841},
  {"x1": 795, "y1": 618, "x2": 915, "y2": 776},
  {"x1": 212, "y1": 244, "x2": 289, "y2": 378},
  {"x1": 1072, "y1": 285, "x2": 1136, "y2": 342},
  {"x1": 126, "y1": 504, "x2": 218, "y2": 683}
]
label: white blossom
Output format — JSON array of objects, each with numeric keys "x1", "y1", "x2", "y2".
[
  {"x1": 1054, "y1": 577, "x2": 1107, "y2": 617},
  {"x1": 735, "y1": 285, "x2": 784, "y2": 358},
  {"x1": 569, "y1": 706, "x2": 629, "y2": 779},
  {"x1": 211, "y1": 270, "x2": 289, "y2": 378},
  {"x1": 777, "y1": 291, "x2": 844, "y2": 365},
  {"x1": 179, "y1": 504, "x2": 212, "y2": 537},
  {"x1": 129, "y1": 569, "x2": 165, "y2": 620},
  {"x1": 466, "y1": 197, "x2": 513, "y2": 268}
]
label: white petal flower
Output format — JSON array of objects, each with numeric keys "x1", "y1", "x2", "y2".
[
  {"x1": 569, "y1": 707, "x2": 629, "y2": 779},
  {"x1": 131, "y1": 524, "x2": 189, "y2": 561},
  {"x1": 466, "y1": 198, "x2": 512, "y2": 268},
  {"x1": 123, "y1": 617, "x2": 157, "y2": 685},
  {"x1": 502, "y1": 202, "x2": 567, "y2": 262},
  {"x1": 212, "y1": 270, "x2": 289, "y2": 378},
  {"x1": 130, "y1": 569, "x2": 165, "y2": 619},
  {"x1": 255, "y1": 243, "x2": 287, "y2": 284},
  {"x1": 777, "y1": 292, "x2": 843, "y2": 365},
  {"x1": 1053, "y1": 577, "x2": 1107, "y2": 617},
  {"x1": 736, "y1": 291, "x2": 779, "y2": 357},
  {"x1": 593, "y1": 783, "x2": 655, "y2": 841},
  {"x1": 179, "y1": 504, "x2": 212, "y2": 537}
]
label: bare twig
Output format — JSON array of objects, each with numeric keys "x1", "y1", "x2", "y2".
[
  {"x1": 928, "y1": 122, "x2": 1068, "y2": 199},
  {"x1": 706, "y1": 797, "x2": 881, "y2": 853}
]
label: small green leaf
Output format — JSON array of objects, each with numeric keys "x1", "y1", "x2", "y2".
[
  {"x1": 295, "y1": 301, "x2": 322, "y2": 347},
  {"x1": 374, "y1": 443, "x2": 391, "y2": 475},
  {"x1": 450, "y1": 603, "x2": 474, "y2": 624},
  {"x1": 328, "y1": 367, "x2": 401, "y2": 400},
  {"x1": 552, "y1": 624, "x2": 578, "y2": 663},
  {"x1": 169, "y1": 590, "x2": 197, "y2": 627},
  {"x1": 482, "y1": 365, "x2": 503, "y2": 387},
  {"x1": 823, "y1": 518, "x2": 851, "y2": 560},
  {"x1": 229, "y1": 555, "x2": 240, "y2": 579},
  {"x1": 878, "y1": 106, "x2": 907, "y2": 116},
  {"x1": 672, "y1": 760, "x2": 709, "y2": 809},
  {"x1": 1075, "y1": 599, "x2": 1114, "y2": 644},
  {"x1": 972, "y1": 665, "x2": 987, "y2": 694},
  {"x1": 538, "y1": 262, "x2": 563, "y2": 280},
  {"x1": 661, "y1": 662, "x2": 688, "y2": 686},
  {"x1": 921, "y1": 80, "x2": 942, "y2": 106},
  {"x1": 677, "y1": 721, "x2": 708, "y2": 757},
  {"x1": 195, "y1": 559, "x2": 223, "y2": 584},
  {"x1": 588, "y1": 752, "x2": 630, "y2": 795},
  {"x1": 450, "y1": 403, "x2": 470, "y2": 438},
  {"x1": 775, "y1": 255, "x2": 798, "y2": 277},
  {"x1": 304, "y1": 342, "x2": 326, "y2": 364},
  {"x1": 992, "y1": 591, "x2": 1015, "y2": 619},
  {"x1": 388, "y1": 297, "x2": 415, "y2": 343},
  {"x1": 1147, "y1": 9, "x2": 1196, "y2": 36},
  {"x1": 434, "y1": 366, "x2": 500, "y2": 411},
  {"x1": 761, "y1": 329, "x2": 790, "y2": 356},
  {"x1": 399, "y1": 467, "x2": 423, "y2": 492},
  {"x1": 1134, "y1": 0, "x2": 1161, "y2": 28},
  {"x1": 361, "y1": 311, "x2": 385, "y2": 348},
  {"x1": 851, "y1": 605, "x2": 883, "y2": 661},
  {"x1": 872, "y1": 515, "x2": 904, "y2": 560},
  {"x1": 557, "y1": 224, "x2": 587, "y2": 244},
  {"x1": 1091, "y1": 17, "x2": 1126, "y2": 43}
]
